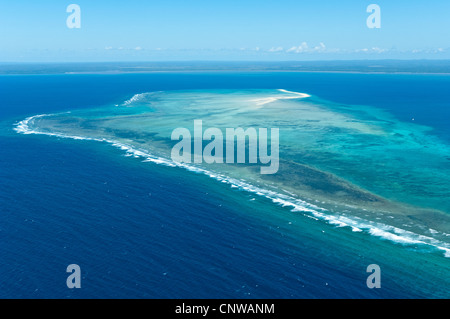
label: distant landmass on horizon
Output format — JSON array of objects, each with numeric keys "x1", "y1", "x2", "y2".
[{"x1": 1, "y1": 60, "x2": 450, "y2": 75}]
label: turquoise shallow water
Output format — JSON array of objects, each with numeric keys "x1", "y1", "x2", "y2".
[
  {"x1": 17, "y1": 88, "x2": 450, "y2": 253},
  {"x1": 1, "y1": 72, "x2": 450, "y2": 298}
]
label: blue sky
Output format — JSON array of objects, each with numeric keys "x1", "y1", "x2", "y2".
[{"x1": 0, "y1": 0, "x2": 449, "y2": 62}]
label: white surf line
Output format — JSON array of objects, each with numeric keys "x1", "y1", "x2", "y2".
[
  {"x1": 121, "y1": 93, "x2": 147, "y2": 106},
  {"x1": 14, "y1": 114, "x2": 102, "y2": 141},
  {"x1": 251, "y1": 89, "x2": 311, "y2": 106},
  {"x1": 13, "y1": 114, "x2": 450, "y2": 258},
  {"x1": 14, "y1": 114, "x2": 48, "y2": 134},
  {"x1": 120, "y1": 91, "x2": 164, "y2": 107}
]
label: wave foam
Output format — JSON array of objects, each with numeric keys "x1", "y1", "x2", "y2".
[
  {"x1": 121, "y1": 92, "x2": 161, "y2": 106},
  {"x1": 14, "y1": 114, "x2": 450, "y2": 258}
]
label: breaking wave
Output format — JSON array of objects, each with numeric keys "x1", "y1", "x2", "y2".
[{"x1": 14, "y1": 113, "x2": 450, "y2": 258}]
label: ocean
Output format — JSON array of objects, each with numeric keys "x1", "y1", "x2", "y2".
[{"x1": 0, "y1": 71, "x2": 449, "y2": 298}]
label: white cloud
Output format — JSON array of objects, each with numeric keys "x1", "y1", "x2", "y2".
[
  {"x1": 411, "y1": 48, "x2": 446, "y2": 54},
  {"x1": 287, "y1": 42, "x2": 309, "y2": 53},
  {"x1": 135, "y1": 46, "x2": 143, "y2": 51},
  {"x1": 268, "y1": 46, "x2": 284, "y2": 52},
  {"x1": 355, "y1": 47, "x2": 387, "y2": 53},
  {"x1": 371, "y1": 47, "x2": 386, "y2": 53},
  {"x1": 286, "y1": 42, "x2": 326, "y2": 53},
  {"x1": 313, "y1": 42, "x2": 326, "y2": 52}
]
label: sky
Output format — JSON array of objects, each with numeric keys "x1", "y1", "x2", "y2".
[{"x1": 0, "y1": 0, "x2": 449, "y2": 62}]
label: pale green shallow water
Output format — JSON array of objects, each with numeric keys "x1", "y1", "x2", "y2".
[{"x1": 16, "y1": 89, "x2": 450, "y2": 256}]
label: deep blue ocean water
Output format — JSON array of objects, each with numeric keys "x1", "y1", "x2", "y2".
[{"x1": 1, "y1": 72, "x2": 449, "y2": 298}]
